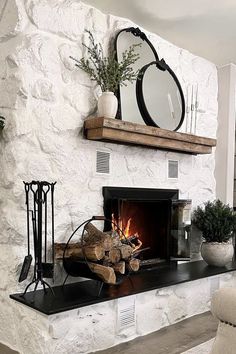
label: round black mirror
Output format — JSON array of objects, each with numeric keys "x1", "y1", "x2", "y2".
[
  {"x1": 115, "y1": 27, "x2": 185, "y2": 131},
  {"x1": 115, "y1": 27, "x2": 159, "y2": 125},
  {"x1": 136, "y1": 61, "x2": 185, "y2": 131}
]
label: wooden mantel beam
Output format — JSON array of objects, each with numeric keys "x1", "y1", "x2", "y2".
[{"x1": 84, "y1": 117, "x2": 216, "y2": 155}]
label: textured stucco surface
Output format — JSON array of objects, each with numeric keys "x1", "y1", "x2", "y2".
[{"x1": 0, "y1": 1, "x2": 220, "y2": 353}]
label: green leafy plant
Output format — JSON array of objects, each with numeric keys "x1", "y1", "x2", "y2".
[
  {"x1": 0, "y1": 116, "x2": 5, "y2": 130},
  {"x1": 70, "y1": 30, "x2": 141, "y2": 93},
  {"x1": 192, "y1": 199, "x2": 236, "y2": 243}
]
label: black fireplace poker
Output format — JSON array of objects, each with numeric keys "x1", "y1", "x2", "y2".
[{"x1": 19, "y1": 181, "x2": 56, "y2": 299}]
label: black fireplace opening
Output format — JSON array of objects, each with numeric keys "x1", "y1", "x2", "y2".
[{"x1": 103, "y1": 187, "x2": 191, "y2": 267}]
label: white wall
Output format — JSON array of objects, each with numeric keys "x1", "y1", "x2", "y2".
[
  {"x1": 0, "y1": 0, "x2": 218, "y2": 353},
  {"x1": 215, "y1": 64, "x2": 236, "y2": 206}
]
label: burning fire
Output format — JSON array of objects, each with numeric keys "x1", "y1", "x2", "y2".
[{"x1": 112, "y1": 214, "x2": 142, "y2": 252}]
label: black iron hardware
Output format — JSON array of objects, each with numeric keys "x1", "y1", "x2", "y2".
[
  {"x1": 19, "y1": 181, "x2": 56, "y2": 300},
  {"x1": 19, "y1": 183, "x2": 32, "y2": 282},
  {"x1": 136, "y1": 60, "x2": 185, "y2": 131}
]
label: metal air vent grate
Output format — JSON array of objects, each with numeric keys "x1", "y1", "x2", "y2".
[
  {"x1": 168, "y1": 160, "x2": 179, "y2": 179},
  {"x1": 117, "y1": 297, "x2": 136, "y2": 332},
  {"x1": 96, "y1": 151, "x2": 110, "y2": 174}
]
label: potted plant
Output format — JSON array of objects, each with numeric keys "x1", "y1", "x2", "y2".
[
  {"x1": 70, "y1": 31, "x2": 141, "y2": 118},
  {"x1": 192, "y1": 199, "x2": 236, "y2": 267}
]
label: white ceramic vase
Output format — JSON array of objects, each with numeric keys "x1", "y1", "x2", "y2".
[
  {"x1": 201, "y1": 241, "x2": 234, "y2": 267},
  {"x1": 97, "y1": 91, "x2": 118, "y2": 118}
]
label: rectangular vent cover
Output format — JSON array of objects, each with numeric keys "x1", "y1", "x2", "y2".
[
  {"x1": 96, "y1": 151, "x2": 110, "y2": 174},
  {"x1": 168, "y1": 160, "x2": 179, "y2": 179},
  {"x1": 117, "y1": 297, "x2": 136, "y2": 332}
]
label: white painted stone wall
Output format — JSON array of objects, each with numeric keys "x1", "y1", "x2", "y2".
[
  {"x1": 0, "y1": 1, "x2": 219, "y2": 353},
  {"x1": 8, "y1": 272, "x2": 236, "y2": 354}
]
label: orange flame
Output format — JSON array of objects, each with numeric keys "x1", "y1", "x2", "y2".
[{"x1": 112, "y1": 213, "x2": 142, "y2": 252}]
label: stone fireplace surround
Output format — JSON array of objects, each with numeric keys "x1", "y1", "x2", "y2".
[{"x1": 0, "y1": 0, "x2": 232, "y2": 353}]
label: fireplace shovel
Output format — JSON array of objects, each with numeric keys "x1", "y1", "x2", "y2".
[
  {"x1": 41, "y1": 183, "x2": 54, "y2": 279},
  {"x1": 19, "y1": 183, "x2": 32, "y2": 282}
]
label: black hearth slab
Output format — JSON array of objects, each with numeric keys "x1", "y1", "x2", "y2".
[{"x1": 10, "y1": 260, "x2": 236, "y2": 315}]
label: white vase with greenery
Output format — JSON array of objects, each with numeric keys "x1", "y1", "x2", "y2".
[
  {"x1": 97, "y1": 91, "x2": 117, "y2": 118},
  {"x1": 70, "y1": 30, "x2": 140, "y2": 118},
  {"x1": 192, "y1": 199, "x2": 236, "y2": 267}
]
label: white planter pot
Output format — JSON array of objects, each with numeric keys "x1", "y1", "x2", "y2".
[
  {"x1": 97, "y1": 91, "x2": 118, "y2": 118},
  {"x1": 201, "y1": 242, "x2": 234, "y2": 267}
]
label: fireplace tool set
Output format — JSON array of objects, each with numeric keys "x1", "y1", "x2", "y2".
[{"x1": 19, "y1": 181, "x2": 56, "y2": 297}]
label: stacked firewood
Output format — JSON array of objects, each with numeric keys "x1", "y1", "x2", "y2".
[{"x1": 55, "y1": 222, "x2": 140, "y2": 285}]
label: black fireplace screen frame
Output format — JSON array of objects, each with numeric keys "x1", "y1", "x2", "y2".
[
  {"x1": 103, "y1": 187, "x2": 179, "y2": 226},
  {"x1": 103, "y1": 186, "x2": 185, "y2": 264}
]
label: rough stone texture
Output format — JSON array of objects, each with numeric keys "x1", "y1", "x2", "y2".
[
  {"x1": 0, "y1": 0, "x2": 221, "y2": 353},
  {"x1": 0, "y1": 0, "x2": 27, "y2": 40},
  {"x1": 7, "y1": 273, "x2": 236, "y2": 354}
]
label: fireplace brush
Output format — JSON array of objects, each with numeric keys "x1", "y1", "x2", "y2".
[
  {"x1": 18, "y1": 183, "x2": 32, "y2": 282},
  {"x1": 19, "y1": 181, "x2": 56, "y2": 299}
]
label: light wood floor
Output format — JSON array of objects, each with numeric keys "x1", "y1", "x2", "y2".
[
  {"x1": 0, "y1": 343, "x2": 19, "y2": 354},
  {"x1": 94, "y1": 312, "x2": 218, "y2": 354}
]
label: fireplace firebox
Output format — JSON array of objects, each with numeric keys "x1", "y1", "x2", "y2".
[{"x1": 103, "y1": 187, "x2": 191, "y2": 267}]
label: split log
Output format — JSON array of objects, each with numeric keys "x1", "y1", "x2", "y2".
[
  {"x1": 54, "y1": 243, "x2": 105, "y2": 261},
  {"x1": 112, "y1": 261, "x2": 126, "y2": 275},
  {"x1": 111, "y1": 231, "x2": 122, "y2": 247},
  {"x1": 65, "y1": 259, "x2": 116, "y2": 284},
  {"x1": 88, "y1": 262, "x2": 116, "y2": 284},
  {"x1": 102, "y1": 255, "x2": 111, "y2": 267},
  {"x1": 84, "y1": 222, "x2": 113, "y2": 251},
  {"x1": 55, "y1": 243, "x2": 78, "y2": 259},
  {"x1": 118, "y1": 244, "x2": 133, "y2": 260},
  {"x1": 107, "y1": 248, "x2": 121, "y2": 264},
  {"x1": 127, "y1": 258, "x2": 140, "y2": 272},
  {"x1": 73, "y1": 245, "x2": 105, "y2": 261}
]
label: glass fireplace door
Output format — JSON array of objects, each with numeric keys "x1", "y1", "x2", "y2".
[{"x1": 170, "y1": 200, "x2": 191, "y2": 260}]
